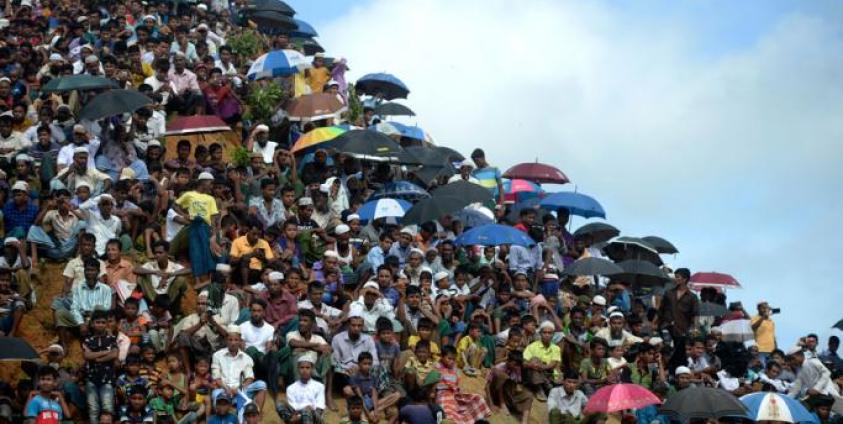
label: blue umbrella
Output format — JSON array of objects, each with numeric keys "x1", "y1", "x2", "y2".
[
  {"x1": 455, "y1": 224, "x2": 535, "y2": 247},
  {"x1": 740, "y1": 392, "x2": 818, "y2": 424},
  {"x1": 372, "y1": 122, "x2": 427, "y2": 141},
  {"x1": 357, "y1": 198, "x2": 412, "y2": 222},
  {"x1": 452, "y1": 207, "x2": 496, "y2": 228},
  {"x1": 356, "y1": 73, "x2": 410, "y2": 100},
  {"x1": 540, "y1": 191, "x2": 606, "y2": 219},
  {"x1": 370, "y1": 181, "x2": 430, "y2": 201},
  {"x1": 246, "y1": 49, "x2": 310, "y2": 80},
  {"x1": 292, "y1": 19, "x2": 318, "y2": 38}
]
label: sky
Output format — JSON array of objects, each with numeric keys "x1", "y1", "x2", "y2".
[{"x1": 287, "y1": 0, "x2": 843, "y2": 347}]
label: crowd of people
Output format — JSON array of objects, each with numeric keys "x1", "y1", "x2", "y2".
[{"x1": 0, "y1": 1, "x2": 841, "y2": 424}]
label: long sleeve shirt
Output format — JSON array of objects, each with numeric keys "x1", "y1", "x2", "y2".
[
  {"x1": 71, "y1": 282, "x2": 113, "y2": 321},
  {"x1": 331, "y1": 331, "x2": 379, "y2": 373},
  {"x1": 788, "y1": 357, "x2": 835, "y2": 398}
]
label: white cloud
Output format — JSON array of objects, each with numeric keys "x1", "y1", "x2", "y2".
[{"x1": 317, "y1": 0, "x2": 843, "y2": 343}]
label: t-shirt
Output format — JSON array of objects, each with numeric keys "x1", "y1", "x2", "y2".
[
  {"x1": 148, "y1": 396, "x2": 175, "y2": 417},
  {"x1": 471, "y1": 166, "x2": 502, "y2": 197},
  {"x1": 25, "y1": 394, "x2": 63, "y2": 424},
  {"x1": 41, "y1": 210, "x2": 79, "y2": 242},
  {"x1": 751, "y1": 315, "x2": 776, "y2": 353},
  {"x1": 229, "y1": 236, "x2": 275, "y2": 270},
  {"x1": 175, "y1": 191, "x2": 218, "y2": 225},
  {"x1": 84, "y1": 333, "x2": 118, "y2": 384},
  {"x1": 238, "y1": 320, "x2": 275, "y2": 354},
  {"x1": 165, "y1": 208, "x2": 185, "y2": 241}
]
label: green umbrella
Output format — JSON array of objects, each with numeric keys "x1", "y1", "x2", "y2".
[
  {"x1": 41, "y1": 75, "x2": 118, "y2": 93},
  {"x1": 79, "y1": 89, "x2": 152, "y2": 121}
]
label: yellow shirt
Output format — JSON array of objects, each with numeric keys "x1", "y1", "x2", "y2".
[
  {"x1": 407, "y1": 335, "x2": 441, "y2": 362},
  {"x1": 524, "y1": 340, "x2": 562, "y2": 364},
  {"x1": 751, "y1": 315, "x2": 776, "y2": 353},
  {"x1": 230, "y1": 236, "x2": 275, "y2": 270},
  {"x1": 175, "y1": 191, "x2": 218, "y2": 225},
  {"x1": 293, "y1": 72, "x2": 311, "y2": 98},
  {"x1": 307, "y1": 67, "x2": 331, "y2": 93},
  {"x1": 455, "y1": 335, "x2": 482, "y2": 368}
]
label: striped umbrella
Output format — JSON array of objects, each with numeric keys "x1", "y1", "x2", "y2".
[
  {"x1": 358, "y1": 198, "x2": 412, "y2": 222},
  {"x1": 291, "y1": 126, "x2": 346, "y2": 154},
  {"x1": 246, "y1": 49, "x2": 310, "y2": 80},
  {"x1": 503, "y1": 178, "x2": 544, "y2": 202},
  {"x1": 740, "y1": 392, "x2": 817, "y2": 423},
  {"x1": 286, "y1": 93, "x2": 346, "y2": 122}
]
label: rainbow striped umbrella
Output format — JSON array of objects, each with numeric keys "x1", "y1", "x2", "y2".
[{"x1": 291, "y1": 126, "x2": 347, "y2": 154}]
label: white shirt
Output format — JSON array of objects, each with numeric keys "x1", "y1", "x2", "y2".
[
  {"x1": 547, "y1": 387, "x2": 588, "y2": 417},
  {"x1": 79, "y1": 197, "x2": 122, "y2": 255},
  {"x1": 285, "y1": 379, "x2": 325, "y2": 412},
  {"x1": 788, "y1": 357, "x2": 836, "y2": 397},
  {"x1": 297, "y1": 299, "x2": 341, "y2": 336},
  {"x1": 218, "y1": 293, "x2": 240, "y2": 326},
  {"x1": 349, "y1": 298, "x2": 397, "y2": 333},
  {"x1": 165, "y1": 208, "x2": 185, "y2": 241},
  {"x1": 57, "y1": 139, "x2": 100, "y2": 170},
  {"x1": 211, "y1": 348, "x2": 255, "y2": 390},
  {"x1": 140, "y1": 260, "x2": 184, "y2": 294},
  {"x1": 238, "y1": 320, "x2": 275, "y2": 354},
  {"x1": 252, "y1": 141, "x2": 278, "y2": 164}
]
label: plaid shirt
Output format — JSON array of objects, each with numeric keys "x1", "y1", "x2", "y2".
[{"x1": 2, "y1": 200, "x2": 38, "y2": 233}]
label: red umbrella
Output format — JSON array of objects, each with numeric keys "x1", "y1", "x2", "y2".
[
  {"x1": 690, "y1": 272, "x2": 742, "y2": 290},
  {"x1": 165, "y1": 115, "x2": 231, "y2": 135},
  {"x1": 584, "y1": 383, "x2": 661, "y2": 414},
  {"x1": 503, "y1": 162, "x2": 570, "y2": 184}
]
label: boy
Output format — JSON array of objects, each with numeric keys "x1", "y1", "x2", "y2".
[
  {"x1": 456, "y1": 322, "x2": 487, "y2": 376},
  {"x1": 280, "y1": 352, "x2": 325, "y2": 424},
  {"x1": 338, "y1": 396, "x2": 368, "y2": 424},
  {"x1": 119, "y1": 385, "x2": 153, "y2": 424},
  {"x1": 548, "y1": 370, "x2": 589, "y2": 424},
  {"x1": 402, "y1": 341, "x2": 436, "y2": 393},
  {"x1": 117, "y1": 355, "x2": 149, "y2": 403},
  {"x1": 207, "y1": 393, "x2": 236, "y2": 424},
  {"x1": 24, "y1": 366, "x2": 71, "y2": 424},
  {"x1": 485, "y1": 350, "x2": 532, "y2": 424},
  {"x1": 83, "y1": 310, "x2": 119, "y2": 424}
]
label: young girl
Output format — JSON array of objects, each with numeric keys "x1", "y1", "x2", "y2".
[
  {"x1": 188, "y1": 357, "x2": 213, "y2": 419},
  {"x1": 607, "y1": 344, "x2": 629, "y2": 383},
  {"x1": 119, "y1": 298, "x2": 148, "y2": 346},
  {"x1": 161, "y1": 353, "x2": 189, "y2": 411},
  {"x1": 434, "y1": 346, "x2": 491, "y2": 424}
]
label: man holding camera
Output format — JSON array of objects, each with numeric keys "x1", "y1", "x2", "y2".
[{"x1": 751, "y1": 301, "x2": 777, "y2": 365}]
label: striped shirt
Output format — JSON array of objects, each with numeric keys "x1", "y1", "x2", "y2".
[
  {"x1": 71, "y1": 282, "x2": 113, "y2": 318},
  {"x1": 471, "y1": 166, "x2": 502, "y2": 197}
]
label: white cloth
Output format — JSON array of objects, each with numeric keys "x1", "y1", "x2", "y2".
[
  {"x1": 296, "y1": 299, "x2": 341, "y2": 336},
  {"x1": 547, "y1": 387, "x2": 588, "y2": 418},
  {"x1": 285, "y1": 379, "x2": 325, "y2": 412},
  {"x1": 79, "y1": 197, "x2": 122, "y2": 255},
  {"x1": 211, "y1": 348, "x2": 255, "y2": 390},
  {"x1": 57, "y1": 139, "x2": 100, "y2": 170},
  {"x1": 788, "y1": 357, "x2": 836, "y2": 398},
  {"x1": 140, "y1": 260, "x2": 184, "y2": 294},
  {"x1": 348, "y1": 298, "x2": 396, "y2": 333},
  {"x1": 165, "y1": 208, "x2": 185, "y2": 242},
  {"x1": 238, "y1": 321, "x2": 275, "y2": 354},
  {"x1": 251, "y1": 141, "x2": 278, "y2": 164}
]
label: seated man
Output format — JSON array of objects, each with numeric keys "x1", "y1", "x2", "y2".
[
  {"x1": 54, "y1": 258, "x2": 113, "y2": 345},
  {"x1": 548, "y1": 370, "x2": 589, "y2": 424},
  {"x1": 277, "y1": 352, "x2": 325, "y2": 424},
  {"x1": 229, "y1": 219, "x2": 274, "y2": 286},
  {"x1": 0, "y1": 267, "x2": 26, "y2": 337},
  {"x1": 0, "y1": 236, "x2": 33, "y2": 306},
  {"x1": 135, "y1": 240, "x2": 190, "y2": 314},
  {"x1": 53, "y1": 147, "x2": 112, "y2": 195},
  {"x1": 523, "y1": 321, "x2": 562, "y2": 401},
  {"x1": 211, "y1": 327, "x2": 268, "y2": 416},
  {"x1": 27, "y1": 187, "x2": 81, "y2": 262},
  {"x1": 73, "y1": 193, "x2": 123, "y2": 257},
  {"x1": 486, "y1": 350, "x2": 532, "y2": 424},
  {"x1": 3, "y1": 181, "x2": 38, "y2": 239},
  {"x1": 172, "y1": 291, "x2": 230, "y2": 367},
  {"x1": 332, "y1": 314, "x2": 379, "y2": 392},
  {"x1": 348, "y1": 281, "x2": 398, "y2": 335}
]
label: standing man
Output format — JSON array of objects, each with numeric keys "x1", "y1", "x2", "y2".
[
  {"x1": 751, "y1": 301, "x2": 777, "y2": 365},
  {"x1": 174, "y1": 172, "x2": 219, "y2": 286},
  {"x1": 787, "y1": 348, "x2": 836, "y2": 398},
  {"x1": 657, "y1": 268, "x2": 699, "y2": 372},
  {"x1": 470, "y1": 148, "x2": 504, "y2": 205}
]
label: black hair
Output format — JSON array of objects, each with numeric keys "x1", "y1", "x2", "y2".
[
  {"x1": 152, "y1": 240, "x2": 170, "y2": 252},
  {"x1": 83, "y1": 257, "x2": 100, "y2": 270},
  {"x1": 153, "y1": 295, "x2": 171, "y2": 309},
  {"x1": 376, "y1": 317, "x2": 393, "y2": 333},
  {"x1": 442, "y1": 345, "x2": 457, "y2": 357},
  {"x1": 91, "y1": 309, "x2": 108, "y2": 321},
  {"x1": 674, "y1": 268, "x2": 691, "y2": 280},
  {"x1": 346, "y1": 395, "x2": 363, "y2": 408},
  {"x1": 298, "y1": 308, "x2": 315, "y2": 321},
  {"x1": 250, "y1": 298, "x2": 267, "y2": 309},
  {"x1": 357, "y1": 351, "x2": 373, "y2": 363}
]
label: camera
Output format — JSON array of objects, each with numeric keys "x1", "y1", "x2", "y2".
[{"x1": 770, "y1": 307, "x2": 781, "y2": 314}]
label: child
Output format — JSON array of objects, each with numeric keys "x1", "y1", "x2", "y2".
[
  {"x1": 119, "y1": 385, "x2": 153, "y2": 424},
  {"x1": 485, "y1": 350, "x2": 532, "y2": 424},
  {"x1": 139, "y1": 345, "x2": 162, "y2": 388},
  {"x1": 119, "y1": 298, "x2": 147, "y2": 345},
  {"x1": 83, "y1": 310, "x2": 119, "y2": 424},
  {"x1": 206, "y1": 393, "x2": 236, "y2": 424},
  {"x1": 455, "y1": 323, "x2": 487, "y2": 376},
  {"x1": 116, "y1": 355, "x2": 149, "y2": 403},
  {"x1": 607, "y1": 344, "x2": 629, "y2": 382},
  {"x1": 24, "y1": 366, "x2": 71, "y2": 424},
  {"x1": 279, "y1": 352, "x2": 325, "y2": 424},
  {"x1": 434, "y1": 346, "x2": 491, "y2": 424},
  {"x1": 346, "y1": 351, "x2": 401, "y2": 423},
  {"x1": 161, "y1": 354, "x2": 189, "y2": 410},
  {"x1": 146, "y1": 296, "x2": 173, "y2": 353},
  {"x1": 406, "y1": 317, "x2": 441, "y2": 362},
  {"x1": 373, "y1": 317, "x2": 401, "y2": 382},
  {"x1": 403, "y1": 340, "x2": 436, "y2": 393},
  {"x1": 339, "y1": 396, "x2": 368, "y2": 424},
  {"x1": 579, "y1": 337, "x2": 611, "y2": 395},
  {"x1": 188, "y1": 357, "x2": 213, "y2": 419},
  {"x1": 548, "y1": 370, "x2": 589, "y2": 424}
]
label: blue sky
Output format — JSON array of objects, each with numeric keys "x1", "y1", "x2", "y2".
[{"x1": 288, "y1": 0, "x2": 843, "y2": 348}]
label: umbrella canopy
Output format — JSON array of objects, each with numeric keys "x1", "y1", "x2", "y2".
[
  {"x1": 290, "y1": 37, "x2": 324, "y2": 56},
  {"x1": 247, "y1": 49, "x2": 310, "y2": 80},
  {"x1": 399, "y1": 146, "x2": 452, "y2": 167},
  {"x1": 540, "y1": 192, "x2": 606, "y2": 219},
  {"x1": 690, "y1": 272, "x2": 742, "y2": 290},
  {"x1": 375, "y1": 122, "x2": 429, "y2": 142},
  {"x1": 835, "y1": 319, "x2": 843, "y2": 331},
  {"x1": 247, "y1": 10, "x2": 298, "y2": 29},
  {"x1": 454, "y1": 224, "x2": 535, "y2": 247},
  {"x1": 357, "y1": 198, "x2": 411, "y2": 222},
  {"x1": 411, "y1": 166, "x2": 455, "y2": 187},
  {"x1": 292, "y1": 18, "x2": 318, "y2": 38},
  {"x1": 604, "y1": 237, "x2": 663, "y2": 265},
  {"x1": 356, "y1": 73, "x2": 410, "y2": 99},
  {"x1": 642, "y1": 236, "x2": 679, "y2": 254},
  {"x1": 740, "y1": 392, "x2": 817, "y2": 424},
  {"x1": 79, "y1": 89, "x2": 152, "y2": 121},
  {"x1": 370, "y1": 181, "x2": 430, "y2": 201},
  {"x1": 574, "y1": 222, "x2": 620, "y2": 244},
  {"x1": 41, "y1": 74, "x2": 118, "y2": 93},
  {"x1": 165, "y1": 115, "x2": 230, "y2": 135},
  {"x1": 699, "y1": 302, "x2": 728, "y2": 317},
  {"x1": 329, "y1": 130, "x2": 403, "y2": 157},
  {"x1": 660, "y1": 386, "x2": 749, "y2": 421},
  {"x1": 0, "y1": 337, "x2": 39, "y2": 361},
  {"x1": 584, "y1": 384, "x2": 661, "y2": 414},
  {"x1": 432, "y1": 180, "x2": 493, "y2": 205},
  {"x1": 374, "y1": 102, "x2": 416, "y2": 116},
  {"x1": 286, "y1": 93, "x2": 345, "y2": 122},
  {"x1": 612, "y1": 260, "x2": 671, "y2": 286},
  {"x1": 503, "y1": 162, "x2": 570, "y2": 185},
  {"x1": 452, "y1": 205, "x2": 495, "y2": 228},
  {"x1": 505, "y1": 197, "x2": 551, "y2": 224},
  {"x1": 434, "y1": 146, "x2": 465, "y2": 162},
  {"x1": 564, "y1": 257, "x2": 624, "y2": 277},
  {"x1": 503, "y1": 178, "x2": 544, "y2": 203},
  {"x1": 291, "y1": 126, "x2": 347, "y2": 154},
  {"x1": 247, "y1": 0, "x2": 295, "y2": 15},
  {"x1": 402, "y1": 194, "x2": 469, "y2": 225},
  {"x1": 719, "y1": 319, "x2": 755, "y2": 343}
]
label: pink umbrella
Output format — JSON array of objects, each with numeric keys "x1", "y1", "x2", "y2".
[
  {"x1": 503, "y1": 179, "x2": 543, "y2": 202},
  {"x1": 584, "y1": 384, "x2": 661, "y2": 414},
  {"x1": 689, "y1": 272, "x2": 742, "y2": 290},
  {"x1": 503, "y1": 162, "x2": 570, "y2": 184}
]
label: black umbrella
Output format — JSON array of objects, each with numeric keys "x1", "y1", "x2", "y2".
[
  {"x1": 700, "y1": 302, "x2": 728, "y2": 317},
  {"x1": 642, "y1": 235, "x2": 679, "y2": 254},
  {"x1": 402, "y1": 194, "x2": 468, "y2": 225},
  {"x1": 375, "y1": 102, "x2": 416, "y2": 117},
  {"x1": 79, "y1": 89, "x2": 152, "y2": 121},
  {"x1": 0, "y1": 337, "x2": 40, "y2": 361},
  {"x1": 328, "y1": 130, "x2": 403, "y2": 157},
  {"x1": 247, "y1": 10, "x2": 298, "y2": 30},
  {"x1": 434, "y1": 146, "x2": 465, "y2": 162},
  {"x1": 604, "y1": 237, "x2": 663, "y2": 266},
  {"x1": 247, "y1": 0, "x2": 295, "y2": 16},
  {"x1": 41, "y1": 75, "x2": 118, "y2": 93},
  {"x1": 410, "y1": 166, "x2": 454, "y2": 187},
  {"x1": 834, "y1": 319, "x2": 843, "y2": 331},
  {"x1": 399, "y1": 146, "x2": 451, "y2": 167},
  {"x1": 291, "y1": 37, "x2": 324, "y2": 56},
  {"x1": 611, "y1": 260, "x2": 671, "y2": 286},
  {"x1": 660, "y1": 387, "x2": 749, "y2": 421},
  {"x1": 563, "y1": 257, "x2": 623, "y2": 276},
  {"x1": 432, "y1": 180, "x2": 492, "y2": 205},
  {"x1": 573, "y1": 222, "x2": 620, "y2": 244}
]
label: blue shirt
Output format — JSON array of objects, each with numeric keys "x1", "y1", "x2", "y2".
[
  {"x1": 208, "y1": 413, "x2": 237, "y2": 424},
  {"x1": 2, "y1": 200, "x2": 38, "y2": 233},
  {"x1": 471, "y1": 166, "x2": 502, "y2": 197},
  {"x1": 366, "y1": 246, "x2": 386, "y2": 270},
  {"x1": 25, "y1": 394, "x2": 63, "y2": 421}
]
